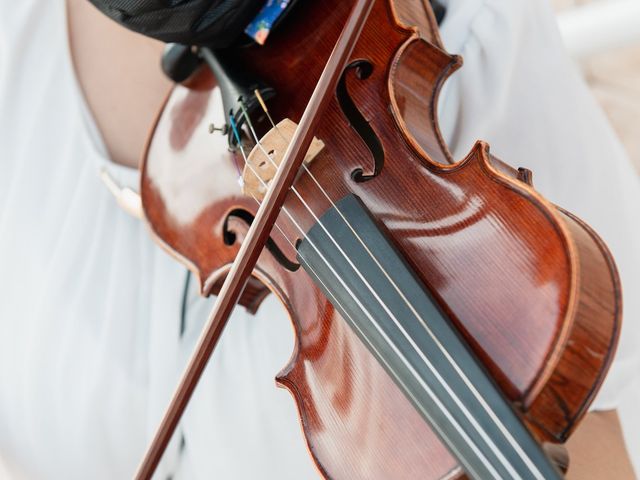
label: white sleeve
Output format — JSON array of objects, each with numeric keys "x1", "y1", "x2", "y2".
[{"x1": 437, "y1": 0, "x2": 640, "y2": 411}]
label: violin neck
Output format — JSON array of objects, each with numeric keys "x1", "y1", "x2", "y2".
[{"x1": 297, "y1": 194, "x2": 562, "y2": 480}]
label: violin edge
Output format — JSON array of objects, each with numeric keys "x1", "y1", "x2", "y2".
[{"x1": 526, "y1": 206, "x2": 622, "y2": 443}]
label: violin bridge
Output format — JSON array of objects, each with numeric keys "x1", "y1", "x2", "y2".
[{"x1": 242, "y1": 118, "x2": 324, "y2": 201}]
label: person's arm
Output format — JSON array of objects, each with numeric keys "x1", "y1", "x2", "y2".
[{"x1": 67, "y1": 0, "x2": 172, "y2": 169}]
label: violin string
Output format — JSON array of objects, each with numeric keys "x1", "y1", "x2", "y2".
[
  {"x1": 254, "y1": 89, "x2": 284, "y2": 140},
  {"x1": 248, "y1": 93, "x2": 543, "y2": 478},
  {"x1": 214, "y1": 122, "x2": 243, "y2": 180},
  {"x1": 236, "y1": 104, "x2": 539, "y2": 479},
  {"x1": 295, "y1": 252, "x2": 484, "y2": 480},
  {"x1": 228, "y1": 127, "x2": 495, "y2": 479},
  {"x1": 229, "y1": 130, "x2": 510, "y2": 479},
  {"x1": 249, "y1": 202, "x2": 489, "y2": 480},
  {"x1": 234, "y1": 107, "x2": 519, "y2": 479},
  {"x1": 234, "y1": 104, "x2": 542, "y2": 479}
]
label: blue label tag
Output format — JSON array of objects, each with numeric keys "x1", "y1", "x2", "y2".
[{"x1": 245, "y1": 0, "x2": 291, "y2": 45}]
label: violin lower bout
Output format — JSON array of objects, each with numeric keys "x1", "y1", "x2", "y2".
[{"x1": 263, "y1": 189, "x2": 620, "y2": 480}]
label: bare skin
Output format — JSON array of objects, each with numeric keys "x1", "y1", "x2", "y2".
[
  {"x1": 66, "y1": 0, "x2": 636, "y2": 477},
  {"x1": 67, "y1": 0, "x2": 172, "y2": 169}
]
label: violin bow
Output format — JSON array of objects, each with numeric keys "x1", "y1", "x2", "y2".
[{"x1": 134, "y1": 0, "x2": 375, "y2": 477}]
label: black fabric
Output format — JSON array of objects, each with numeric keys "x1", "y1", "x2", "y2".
[
  {"x1": 88, "y1": 0, "x2": 264, "y2": 47},
  {"x1": 430, "y1": 0, "x2": 446, "y2": 24}
]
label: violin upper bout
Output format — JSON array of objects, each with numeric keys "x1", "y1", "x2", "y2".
[{"x1": 388, "y1": 33, "x2": 462, "y2": 167}]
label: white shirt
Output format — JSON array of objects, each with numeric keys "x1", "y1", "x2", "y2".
[
  {"x1": 0, "y1": 0, "x2": 638, "y2": 478},
  {"x1": 0, "y1": 1, "x2": 183, "y2": 477}
]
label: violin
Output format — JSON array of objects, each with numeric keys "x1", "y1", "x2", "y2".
[{"x1": 134, "y1": 0, "x2": 621, "y2": 478}]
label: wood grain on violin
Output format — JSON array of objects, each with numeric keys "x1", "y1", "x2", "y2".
[{"x1": 140, "y1": 0, "x2": 621, "y2": 478}]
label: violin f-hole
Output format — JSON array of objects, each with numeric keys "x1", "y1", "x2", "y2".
[
  {"x1": 337, "y1": 60, "x2": 385, "y2": 183},
  {"x1": 223, "y1": 208, "x2": 300, "y2": 272}
]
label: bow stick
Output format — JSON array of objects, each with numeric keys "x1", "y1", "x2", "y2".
[{"x1": 134, "y1": 0, "x2": 375, "y2": 477}]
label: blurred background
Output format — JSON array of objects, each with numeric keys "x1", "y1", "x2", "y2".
[
  {"x1": 554, "y1": 0, "x2": 640, "y2": 174},
  {"x1": 553, "y1": 2, "x2": 640, "y2": 472}
]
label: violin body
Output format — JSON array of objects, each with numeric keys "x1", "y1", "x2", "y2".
[{"x1": 140, "y1": 1, "x2": 621, "y2": 477}]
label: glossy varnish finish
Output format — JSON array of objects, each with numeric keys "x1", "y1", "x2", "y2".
[{"x1": 140, "y1": 0, "x2": 621, "y2": 478}]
